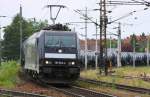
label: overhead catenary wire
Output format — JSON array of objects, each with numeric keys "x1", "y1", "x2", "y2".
[
  {"x1": 74, "y1": 10, "x2": 99, "y2": 26},
  {"x1": 98, "y1": 0, "x2": 150, "y2": 6}
]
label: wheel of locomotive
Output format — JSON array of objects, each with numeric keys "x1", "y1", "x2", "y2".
[{"x1": 31, "y1": 71, "x2": 37, "y2": 80}]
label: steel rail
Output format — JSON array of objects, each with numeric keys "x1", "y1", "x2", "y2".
[
  {"x1": 79, "y1": 78, "x2": 150, "y2": 95},
  {"x1": 0, "y1": 88, "x2": 50, "y2": 97},
  {"x1": 22, "y1": 72, "x2": 116, "y2": 97},
  {"x1": 47, "y1": 86, "x2": 84, "y2": 97},
  {"x1": 71, "y1": 86, "x2": 117, "y2": 97},
  {"x1": 47, "y1": 85, "x2": 117, "y2": 97},
  {"x1": 35, "y1": 79, "x2": 83, "y2": 97},
  {"x1": 37, "y1": 79, "x2": 116, "y2": 97}
]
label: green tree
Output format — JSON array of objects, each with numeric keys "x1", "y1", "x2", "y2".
[
  {"x1": 2, "y1": 14, "x2": 48, "y2": 60},
  {"x1": 28, "y1": 18, "x2": 48, "y2": 32},
  {"x1": 139, "y1": 32, "x2": 147, "y2": 52},
  {"x1": 130, "y1": 34, "x2": 137, "y2": 51},
  {"x1": 106, "y1": 39, "x2": 117, "y2": 48}
]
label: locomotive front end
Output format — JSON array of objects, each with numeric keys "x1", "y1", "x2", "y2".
[{"x1": 39, "y1": 31, "x2": 80, "y2": 83}]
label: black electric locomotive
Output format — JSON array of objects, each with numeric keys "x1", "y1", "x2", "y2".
[{"x1": 22, "y1": 29, "x2": 80, "y2": 84}]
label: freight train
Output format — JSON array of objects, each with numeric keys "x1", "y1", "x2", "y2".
[{"x1": 21, "y1": 29, "x2": 80, "y2": 84}]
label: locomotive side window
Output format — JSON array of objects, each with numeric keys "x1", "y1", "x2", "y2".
[{"x1": 45, "y1": 35, "x2": 76, "y2": 48}]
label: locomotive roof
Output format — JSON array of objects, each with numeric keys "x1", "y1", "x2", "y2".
[
  {"x1": 42, "y1": 30, "x2": 77, "y2": 35},
  {"x1": 26, "y1": 30, "x2": 77, "y2": 40},
  {"x1": 23, "y1": 30, "x2": 78, "y2": 47}
]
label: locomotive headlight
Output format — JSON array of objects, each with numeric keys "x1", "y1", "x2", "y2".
[
  {"x1": 45, "y1": 61, "x2": 49, "y2": 64},
  {"x1": 58, "y1": 49, "x2": 62, "y2": 53},
  {"x1": 72, "y1": 62, "x2": 75, "y2": 65},
  {"x1": 68, "y1": 61, "x2": 75, "y2": 65},
  {"x1": 45, "y1": 61, "x2": 52, "y2": 64}
]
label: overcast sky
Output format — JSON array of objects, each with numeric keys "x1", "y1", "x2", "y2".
[{"x1": 0, "y1": 0, "x2": 150, "y2": 39}]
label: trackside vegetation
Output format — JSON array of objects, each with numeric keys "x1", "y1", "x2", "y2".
[
  {"x1": 2, "y1": 14, "x2": 48, "y2": 60},
  {"x1": 114, "y1": 66, "x2": 150, "y2": 77},
  {"x1": 0, "y1": 61, "x2": 20, "y2": 88},
  {"x1": 80, "y1": 67, "x2": 150, "y2": 89}
]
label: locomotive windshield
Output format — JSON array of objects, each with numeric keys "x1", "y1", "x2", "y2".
[{"x1": 45, "y1": 35, "x2": 76, "y2": 48}]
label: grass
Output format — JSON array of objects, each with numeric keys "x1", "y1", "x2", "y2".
[
  {"x1": 0, "y1": 61, "x2": 20, "y2": 88},
  {"x1": 80, "y1": 67, "x2": 150, "y2": 89},
  {"x1": 114, "y1": 66, "x2": 150, "y2": 77}
]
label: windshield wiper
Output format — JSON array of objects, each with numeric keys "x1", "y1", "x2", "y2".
[{"x1": 60, "y1": 41, "x2": 65, "y2": 47}]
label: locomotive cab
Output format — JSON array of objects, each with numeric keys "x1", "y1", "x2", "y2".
[{"x1": 40, "y1": 31, "x2": 80, "y2": 82}]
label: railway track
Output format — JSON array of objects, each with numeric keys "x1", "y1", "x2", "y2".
[
  {"x1": 21, "y1": 72, "x2": 117, "y2": 97},
  {"x1": 47, "y1": 85, "x2": 117, "y2": 97},
  {"x1": 0, "y1": 88, "x2": 50, "y2": 97},
  {"x1": 110, "y1": 74, "x2": 150, "y2": 82},
  {"x1": 35, "y1": 79, "x2": 117, "y2": 97},
  {"x1": 79, "y1": 78, "x2": 150, "y2": 95}
]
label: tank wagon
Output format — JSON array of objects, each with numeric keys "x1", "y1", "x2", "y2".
[{"x1": 21, "y1": 30, "x2": 80, "y2": 84}]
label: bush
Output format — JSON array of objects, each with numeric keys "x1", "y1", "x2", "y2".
[{"x1": 0, "y1": 61, "x2": 20, "y2": 88}]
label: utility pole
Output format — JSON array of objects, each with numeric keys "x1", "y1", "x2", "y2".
[
  {"x1": 133, "y1": 34, "x2": 136, "y2": 68},
  {"x1": 147, "y1": 34, "x2": 149, "y2": 66},
  {"x1": 0, "y1": 16, "x2": 6, "y2": 65},
  {"x1": 99, "y1": 0, "x2": 108, "y2": 75},
  {"x1": 117, "y1": 22, "x2": 122, "y2": 67},
  {"x1": 20, "y1": 5, "x2": 23, "y2": 64},
  {"x1": 84, "y1": 7, "x2": 88, "y2": 70},
  {"x1": 110, "y1": 36, "x2": 112, "y2": 54},
  {"x1": 133, "y1": 45, "x2": 136, "y2": 68},
  {"x1": 65, "y1": 15, "x2": 96, "y2": 70},
  {"x1": 97, "y1": 0, "x2": 150, "y2": 70},
  {"x1": 0, "y1": 24, "x2": 1, "y2": 66},
  {"x1": 76, "y1": 7, "x2": 89, "y2": 70},
  {"x1": 95, "y1": 19, "x2": 98, "y2": 69}
]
